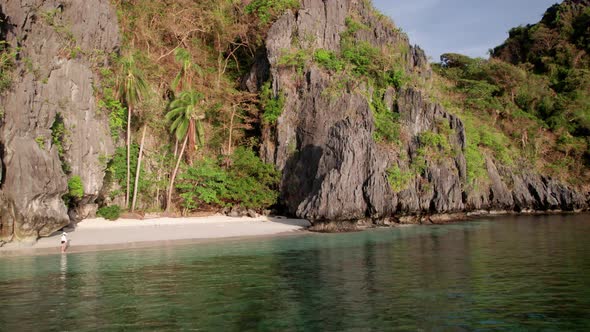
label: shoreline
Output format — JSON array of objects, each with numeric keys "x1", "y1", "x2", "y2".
[
  {"x1": 0, "y1": 215, "x2": 311, "y2": 257},
  {"x1": 1, "y1": 210, "x2": 587, "y2": 257}
]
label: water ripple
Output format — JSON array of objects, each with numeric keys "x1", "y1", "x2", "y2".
[{"x1": 0, "y1": 215, "x2": 589, "y2": 330}]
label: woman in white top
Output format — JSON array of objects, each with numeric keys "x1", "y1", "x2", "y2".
[{"x1": 60, "y1": 232, "x2": 68, "y2": 253}]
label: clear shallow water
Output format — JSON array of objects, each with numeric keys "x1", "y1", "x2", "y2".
[{"x1": 1, "y1": 215, "x2": 589, "y2": 331}]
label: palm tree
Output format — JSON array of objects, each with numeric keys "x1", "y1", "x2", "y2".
[
  {"x1": 171, "y1": 48, "x2": 201, "y2": 157},
  {"x1": 119, "y1": 54, "x2": 148, "y2": 209},
  {"x1": 131, "y1": 124, "x2": 147, "y2": 212},
  {"x1": 172, "y1": 48, "x2": 200, "y2": 92},
  {"x1": 165, "y1": 90, "x2": 206, "y2": 212}
]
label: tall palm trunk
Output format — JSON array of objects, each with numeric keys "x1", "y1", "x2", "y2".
[
  {"x1": 173, "y1": 137, "x2": 179, "y2": 158},
  {"x1": 131, "y1": 125, "x2": 147, "y2": 212},
  {"x1": 227, "y1": 104, "x2": 236, "y2": 155},
  {"x1": 166, "y1": 135, "x2": 188, "y2": 212},
  {"x1": 126, "y1": 105, "x2": 133, "y2": 208}
]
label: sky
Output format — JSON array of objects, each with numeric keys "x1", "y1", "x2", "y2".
[{"x1": 373, "y1": 0, "x2": 562, "y2": 61}]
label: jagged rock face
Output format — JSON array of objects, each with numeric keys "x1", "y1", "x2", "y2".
[
  {"x1": 0, "y1": 0, "x2": 118, "y2": 242},
  {"x1": 257, "y1": 0, "x2": 588, "y2": 223},
  {"x1": 257, "y1": 0, "x2": 426, "y2": 221},
  {"x1": 394, "y1": 88, "x2": 466, "y2": 214}
]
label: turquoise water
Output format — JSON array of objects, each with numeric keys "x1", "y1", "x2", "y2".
[{"x1": 1, "y1": 214, "x2": 589, "y2": 331}]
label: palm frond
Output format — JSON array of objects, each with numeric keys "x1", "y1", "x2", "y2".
[
  {"x1": 176, "y1": 120, "x2": 189, "y2": 141},
  {"x1": 196, "y1": 121, "x2": 205, "y2": 146}
]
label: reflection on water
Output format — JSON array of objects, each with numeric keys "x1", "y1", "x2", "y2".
[
  {"x1": 0, "y1": 214, "x2": 589, "y2": 331},
  {"x1": 60, "y1": 254, "x2": 67, "y2": 281}
]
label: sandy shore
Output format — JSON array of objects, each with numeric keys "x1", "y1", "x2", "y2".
[{"x1": 0, "y1": 215, "x2": 311, "y2": 256}]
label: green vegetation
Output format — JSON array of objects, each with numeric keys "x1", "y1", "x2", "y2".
[
  {"x1": 260, "y1": 81, "x2": 285, "y2": 124},
  {"x1": 341, "y1": 17, "x2": 408, "y2": 89},
  {"x1": 97, "y1": 205, "x2": 121, "y2": 220},
  {"x1": 41, "y1": 9, "x2": 60, "y2": 26},
  {"x1": 343, "y1": 17, "x2": 370, "y2": 37},
  {"x1": 435, "y1": 1, "x2": 589, "y2": 183},
  {"x1": 118, "y1": 53, "x2": 148, "y2": 209},
  {"x1": 98, "y1": 94, "x2": 127, "y2": 140},
  {"x1": 386, "y1": 165, "x2": 413, "y2": 192},
  {"x1": 0, "y1": 41, "x2": 16, "y2": 93},
  {"x1": 107, "y1": 0, "x2": 282, "y2": 213},
  {"x1": 465, "y1": 144, "x2": 487, "y2": 185},
  {"x1": 371, "y1": 89, "x2": 400, "y2": 143},
  {"x1": 84, "y1": 0, "x2": 588, "y2": 215},
  {"x1": 404, "y1": 127, "x2": 456, "y2": 177},
  {"x1": 419, "y1": 131, "x2": 448, "y2": 150},
  {"x1": 63, "y1": 175, "x2": 84, "y2": 207},
  {"x1": 314, "y1": 49, "x2": 344, "y2": 72},
  {"x1": 108, "y1": 145, "x2": 146, "y2": 205},
  {"x1": 166, "y1": 90, "x2": 206, "y2": 145},
  {"x1": 418, "y1": 130, "x2": 453, "y2": 157},
  {"x1": 410, "y1": 150, "x2": 428, "y2": 176},
  {"x1": 177, "y1": 158, "x2": 228, "y2": 209},
  {"x1": 176, "y1": 147, "x2": 280, "y2": 210},
  {"x1": 342, "y1": 41, "x2": 379, "y2": 76},
  {"x1": 35, "y1": 136, "x2": 46, "y2": 150},
  {"x1": 334, "y1": 16, "x2": 410, "y2": 144},
  {"x1": 51, "y1": 113, "x2": 71, "y2": 173},
  {"x1": 245, "y1": 0, "x2": 300, "y2": 25},
  {"x1": 67, "y1": 176, "x2": 84, "y2": 200},
  {"x1": 165, "y1": 89, "x2": 207, "y2": 211},
  {"x1": 479, "y1": 0, "x2": 590, "y2": 181},
  {"x1": 51, "y1": 113, "x2": 65, "y2": 157},
  {"x1": 278, "y1": 49, "x2": 310, "y2": 74}
]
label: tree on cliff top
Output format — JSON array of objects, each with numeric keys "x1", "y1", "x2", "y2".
[{"x1": 490, "y1": 0, "x2": 590, "y2": 141}]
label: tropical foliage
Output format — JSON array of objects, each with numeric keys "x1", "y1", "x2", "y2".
[
  {"x1": 165, "y1": 90, "x2": 206, "y2": 211},
  {"x1": 118, "y1": 53, "x2": 148, "y2": 208},
  {"x1": 92, "y1": 0, "x2": 590, "y2": 215},
  {"x1": 420, "y1": 0, "x2": 590, "y2": 185},
  {"x1": 176, "y1": 147, "x2": 280, "y2": 210}
]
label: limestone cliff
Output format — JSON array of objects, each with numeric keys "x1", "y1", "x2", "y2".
[
  {"x1": 0, "y1": 0, "x2": 118, "y2": 242},
  {"x1": 251, "y1": 0, "x2": 588, "y2": 225},
  {"x1": 0, "y1": 0, "x2": 588, "y2": 242}
]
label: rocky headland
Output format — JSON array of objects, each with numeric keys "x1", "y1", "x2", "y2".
[{"x1": 1, "y1": 0, "x2": 588, "y2": 242}]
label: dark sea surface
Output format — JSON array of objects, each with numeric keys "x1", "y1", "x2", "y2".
[{"x1": 1, "y1": 214, "x2": 589, "y2": 331}]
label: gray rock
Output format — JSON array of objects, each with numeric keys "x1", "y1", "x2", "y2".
[
  {"x1": 258, "y1": 0, "x2": 587, "y2": 225},
  {"x1": 0, "y1": 0, "x2": 119, "y2": 241}
]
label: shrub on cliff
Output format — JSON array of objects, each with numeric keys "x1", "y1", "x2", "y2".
[
  {"x1": 386, "y1": 165, "x2": 413, "y2": 192},
  {"x1": 68, "y1": 176, "x2": 84, "y2": 200},
  {"x1": 0, "y1": 41, "x2": 16, "y2": 93},
  {"x1": 260, "y1": 81, "x2": 285, "y2": 124},
  {"x1": 314, "y1": 49, "x2": 344, "y2": 72},
  {"x1": 98, "y1": 92, "x2": 127, "y2": 140},
  {"x1": 245, "y1": 0, "x2": 300, "y2": 25},
  {"x1": 62, "y1": 176, "x2": 84, "y2": 207}
]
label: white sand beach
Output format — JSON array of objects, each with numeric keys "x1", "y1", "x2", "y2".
[{"x1": 0, "y1": 215, "x2": 311, "y2": 256}]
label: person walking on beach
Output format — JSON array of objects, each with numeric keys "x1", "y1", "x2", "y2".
[{"x1": 60, "y1": 232, "x2": 68, "y2": 253}]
